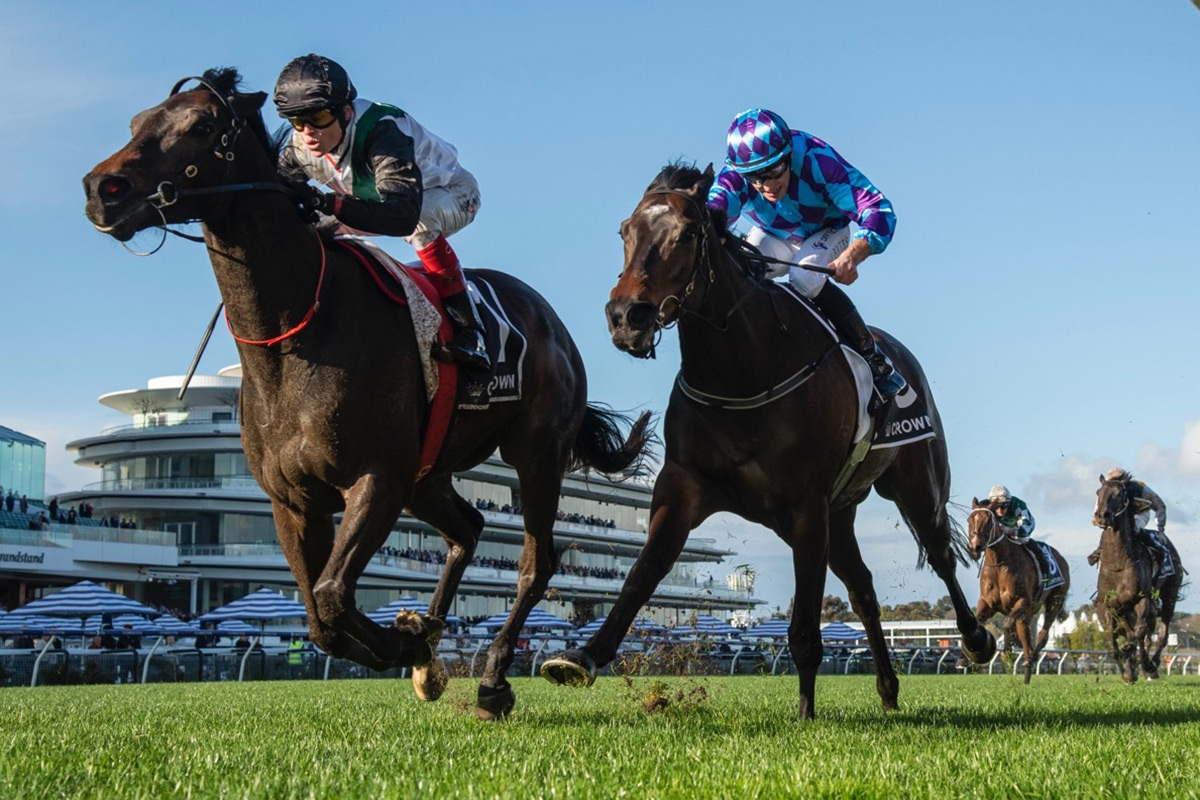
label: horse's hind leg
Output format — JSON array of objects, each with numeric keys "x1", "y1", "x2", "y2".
[
  {"x1": 1148, "y1": 572, "x2": 1181, "y2": 676},
  {"x1": 406, "y1": 477, "x2": 485, "y2": 700},
  {"x1": 875, "y1": 446, "x2": 996, "y2": 664},
  {"x1": 312, "y1": 474, "x2": 434, "y2": 670},
  {"x1": 1037, "y1": 585, "x2": 1067, "y2": 657},
  {"x1": 828, "y1": 505, "x2": 898, "y2": 710},
  {"x1": 475, "y1": 456, "x2": 567, "y2": 720}
]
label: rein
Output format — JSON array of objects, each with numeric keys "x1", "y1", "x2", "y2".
[{"x1": 225, "y1": 227, "x2": 328, "y2": 347}]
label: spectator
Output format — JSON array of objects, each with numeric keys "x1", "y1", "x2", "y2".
[
  {"x1": 5, "y1": 491, "x2": 15, "y2": 512},
  {"x1": 48, "y1": 497, "x2": 59, "y2": 520},
  {"x1": 115, "y1": 625, "x2": 141, "y2": 650},
  {"x1": 87, "y1": 635, "x2": 105, "y2": 650},
  {"x1": 19, "y1": 495, "x2": 28, "y2": 514}
]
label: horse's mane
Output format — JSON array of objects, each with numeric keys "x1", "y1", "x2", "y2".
[
  {"x1": 645, "y1": 160, "x2": 713, "y2": 196},
  {"x1": 199, "y1": 67, "x2": 282, "y2": 161},
  {"x1": 646, "y1": 161, "x2": 772, "y2": 281}
]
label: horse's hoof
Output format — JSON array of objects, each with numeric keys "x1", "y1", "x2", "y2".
[
  {"x1": 412, "y1": 657, "x2": 448, "y2": 701},
  {"x1": 1145, "y1": 671, "x2": 1160, "y2": 682},
  {"x1": 476, "y1": 683, "x2": 516, "y2": 721},
  {"x1": 540, "y1": 649, "x2": 597, "y2": 687},
  {"x1": 962, "y1": 628, "x2": 997, "y2": 664}
]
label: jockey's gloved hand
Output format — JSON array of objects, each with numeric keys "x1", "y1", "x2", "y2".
[{"x1": 286, "y1": 182, "x2": 331, "y2": 223}]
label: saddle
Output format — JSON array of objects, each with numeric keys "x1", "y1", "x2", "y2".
[{"x1": 1017, "y1": 538, "x2": 1065, "y2": 593}]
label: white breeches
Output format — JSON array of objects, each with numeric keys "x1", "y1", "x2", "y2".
[
  {"x1": 745, "y1": 226, "x2": 849, "y2": 298},
  {"x1": 407, "y1": 172, "x2": 481, "y2": 249}
]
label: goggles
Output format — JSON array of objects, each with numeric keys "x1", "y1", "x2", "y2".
[
  {"x1": 286, "y1": 107, "x2": 339, "y2": 131},
  {"x1": 746, "y1": 161, "x2": 789, "y2": 186}
]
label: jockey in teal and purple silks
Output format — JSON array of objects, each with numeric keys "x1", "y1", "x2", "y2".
[
  {"x1": 707, "y1": 131, "x2": 895, "y2": 255},
  {"x1": 706, "y1": 108, "x2": 904, "y2": 405}
]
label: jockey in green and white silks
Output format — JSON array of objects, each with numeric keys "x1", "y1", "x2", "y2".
[
  {"x1": 273, "y1": 54, "x2": 489, "y2": 372},
  {"x1": 988, "y1": 485, "x2": 1035, "y2": 541}
]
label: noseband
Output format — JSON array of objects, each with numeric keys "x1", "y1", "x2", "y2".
[
  {"x1": 639, "y1": 190, "x2": 716, "y2": 329},
  {"x1": 968, "y1": 507, "x2": 1005, "y2": 552}
]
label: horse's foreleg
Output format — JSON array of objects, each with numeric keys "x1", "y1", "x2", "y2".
[
  {"x1": 1011, "y1": 609, "x2": 1035, "y2": 684},
  {"x1": 313, "y1": 474, "x2": 432, "y2": 670},
  {"x1": 828, "y1": 506, "x2": 897, "y2": 711},
  {"x1": 542, "y1": 463, "x2": 709, "y2": 687},
  {"x1": 476, "y1": 466, "x2": 564, "y2": 720},
  {"x1": 788, "y1": 508, "x2": 830, "y2": 721},
  {"x1": 876, "y1": 453, "x2": 995, "y2": 663},
  {"x1": 407, "y1": 481, "x2": 485, "y2": 700}
]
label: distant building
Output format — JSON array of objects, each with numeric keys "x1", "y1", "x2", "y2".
[
  {"x1": 0, "y1": 425, "x2": 46, "y2": 503},
  {"x1": 0, "y1": 369, "x2": 763, "y2": 625}
]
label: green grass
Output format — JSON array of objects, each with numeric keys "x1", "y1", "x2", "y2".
[{"x1": 2, "y1": 674, "x2": 1198, "y2": 798}]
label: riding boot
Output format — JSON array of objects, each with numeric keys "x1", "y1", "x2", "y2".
[
  {"x1": 811, "y1": 282, "x2": 907, "y2": 404},
  {"x1": 440, "y1": 290, "x2": 491, "y2": 372},
  {"x1": 1143, "y1": 529, "x2": 1175, "y2": 580}
]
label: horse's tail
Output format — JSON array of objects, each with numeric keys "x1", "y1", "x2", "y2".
[
  {"x1": 568, "y1": 405, "x2": 657, "y2": 479},
  {"x1": 904, "y1": 500, "x2": 971, "y2": 570}
]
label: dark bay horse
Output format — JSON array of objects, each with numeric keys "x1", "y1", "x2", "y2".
[
  {"x1": 83, "y1": 69, "x2": 652, "y2": 719},
  {"x1": 1093, "y1": 474, "x2": 1182, "y2": 682},
  {"x1": 967, "y1": 499, "x2": 1069, "y2": 683},
  {"x1": 542, "y1": 164, "x2": 995, "y2": 719}
]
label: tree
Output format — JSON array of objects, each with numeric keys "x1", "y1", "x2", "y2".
[
  {"x1": 821, "y1": 595, "x2": 850, "y2": 622},
  {"x1": 1056, "y1": 619, "x2": 1108, "y2": 651},
  {"x1": 932, "y1": 595, "x2": 955, "y2": 619}
]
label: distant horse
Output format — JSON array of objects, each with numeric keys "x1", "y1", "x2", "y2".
[
  {"x1": 83, "y1": 69, "x2": 652, "y2": 719},
  {"x1": 1093, "y1": 474, "x2": 1182, "y2": 682},
  {"x1": 967, "y1": 499, "x2": 1069, "y2": 683},
  {"x1": 541, "y1": 163, "x2": 995, "y2": 719}
]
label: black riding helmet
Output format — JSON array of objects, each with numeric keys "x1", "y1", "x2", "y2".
[{"x1": 273, "y1": 54, "x2": 357, "y2": 117}]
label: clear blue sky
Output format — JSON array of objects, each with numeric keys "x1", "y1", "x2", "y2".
[{"x1": 3, "y1": 2, "x2": 1198, "y2": 616}]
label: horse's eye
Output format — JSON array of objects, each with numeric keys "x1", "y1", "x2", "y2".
[{"x1": 192, "y1": 120, "x2": 216, "y2": 136}]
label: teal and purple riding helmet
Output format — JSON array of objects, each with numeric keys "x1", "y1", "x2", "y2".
[{"x1": 725, "y1": 108, "x2": 793, "y2": 174}]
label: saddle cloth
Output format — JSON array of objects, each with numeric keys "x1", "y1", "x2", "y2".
[
  {"x1": 456, "y1": 277, "x2": 528, "y2": 411},
  {"x1": 338, "y1": 238, "x2": 528, "y2": 412},
  {"x1": 1022, "y1": 539, "x2": 1066, "y2": 592},
  {"x1": 779, "y1": 284, "x2": 936, "y2": 450}
]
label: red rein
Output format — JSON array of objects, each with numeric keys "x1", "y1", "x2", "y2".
[{"x1": 226, "y1": 228, "x2": 327, "y2": 347}]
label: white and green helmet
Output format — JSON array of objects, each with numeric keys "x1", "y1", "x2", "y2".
[{"x1": 988, "y1": 485, "x2": 1011, "y2": 503}]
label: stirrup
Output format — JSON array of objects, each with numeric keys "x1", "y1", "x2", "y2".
[
  {"x1": 448, "y1": 330, "x2": 491, "y2": 372},
  {"x1": 872, "y1": 370, "x2": 906, "y2": 405}
]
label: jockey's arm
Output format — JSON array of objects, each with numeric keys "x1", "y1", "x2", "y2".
[
  {"x1": 328, "y1": 123, "x2": 423, "y2": 237},
  {"x1": 1141, "y1": 485, "x2": 1168, "y2": 532},
  {"x1": 828, "y1": 238, "x2": 872, "y2": 286}
]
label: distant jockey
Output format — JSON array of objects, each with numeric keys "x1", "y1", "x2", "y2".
[
  {"x1": 988, "y1": 484, "x2": 1059, "y2": 585},
  {"x1": 1090, "y1": 468, "x2": 1175, "y2": 582},
  {"x1": 706, "y1": 108, "x2": 905, "y2": 405},
  {"x1": 273, "y1": 54, "x2": 489, "y2": 372}
]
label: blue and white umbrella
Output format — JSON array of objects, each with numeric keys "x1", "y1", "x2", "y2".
[
  {"x1": 8, "y1": 580, "x2": 159, "y2": 618},
  {"x1": 477, "y1": 607, "x2": 575, "y2": 630},
  {"x1": 746, "y1": 618, "x2": 791, "y2": 638},
  {"x1": 199, "y1": 588, "x2": 307, "y2": 624},
  {"x1": 821, "y1": 621, "x2": 866, "y2": 642},
  {"x1": 576, "y1": 616, "x2": 665, "y2": 637},
  {"x1": 671, "y1": 614, "x2": 741, "y2": 638},
  {"x1": 84, "y1": 613, "x2": 158, "y2": 634},
  {"x1": 0, "y1": 614, "x2": 84, "y2": 635},
  {"x1": 367, "y1": 597, "x2": 460, "y2": 626},
  {"x1": 216, "y1": 619, "x2": 260, "y2": 635}
]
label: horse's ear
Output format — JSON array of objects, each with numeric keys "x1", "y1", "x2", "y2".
[
  {"x1": 689, "y1": 164, "x2": 715, "y2": 198},
  {"x1": 971, "y1": 497, "x2": 980, "y2": 508},
  {"x1": 1098, "y1": 474, "x2": 1105, "y2": 485},
  {"x1": 235, "y1": 91, "x2": 268, "y2": 116}
]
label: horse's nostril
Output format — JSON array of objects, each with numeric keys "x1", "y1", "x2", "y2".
[{"x1": 98, "y1": 176, "x2": 131, "y2": 203}]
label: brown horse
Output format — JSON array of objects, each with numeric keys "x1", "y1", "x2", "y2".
[
  {"x1": 82, "y1": 69, "x2": 652, "y2": 719},
  {"x1": 541, "y1": 163, "x2": 995, "y2": 719},
  {"x1": 967, "y1": 499, "x2": 1069, "y2": 683},
  {"x1": 1092, "y1": 474, "x2": 1182, "y2": 682}
]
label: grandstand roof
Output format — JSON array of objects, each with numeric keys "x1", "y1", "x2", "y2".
[{"x1": 0, "y1": 425, "x2": 45, "y2": 447}]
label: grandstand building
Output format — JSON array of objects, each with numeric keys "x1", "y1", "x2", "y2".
[{"x1": 0, "y1": 369, "x2": 761, "y2": 624}]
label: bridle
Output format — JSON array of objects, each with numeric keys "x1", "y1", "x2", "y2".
[
  {"x1": 638, "y1": 190, "x2": 719, "y2": 332},
  {"x1": 1097, "y1": 479, "x2": 1132, "y2": 530},
  {"x1": 98, "y1": 75, "x2": 294, "y2": 256},
  {"x1": 968, "y1": 507, "x2": 1006, "y2": 554}
]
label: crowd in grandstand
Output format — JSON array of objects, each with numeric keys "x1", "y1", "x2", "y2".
[
  {"x1": 473, "y1": 498, "x2": 618, "y2": 528},
  {"x1": 373, "y1": 545, "x2": 626, "y2": 580}
]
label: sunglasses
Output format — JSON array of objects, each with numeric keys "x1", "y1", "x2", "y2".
[
  {"x1": 286, "y1": 108, "x2": 339, "y2": 131},
  {"x1": 747, "y1": 161, "x2": 789, "y2": 186}
]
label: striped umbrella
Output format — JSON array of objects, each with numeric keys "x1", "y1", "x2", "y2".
[
  {"x1": 821, "y1": 621, "x2": 866, "y2": 642},
  {"x1": 8, "y1": 580, "x2": 159, "y2": 618},
  {"x1": 671, "y1": 614, "x2": 741, "y2": 637},
  {"x1": 84, "y1": 613, "x2": 158, "y2": 633},
  {"x1": 745, "y1": 618, "x2": 791, "y2": 638},
  {"x1": 367, "y1": 597, "x2": 460, "y2": 625},
  {"x1": 199, "y1": 588, "x2": 307, "y2": 624},
  {"x1": 0, "y1": 614, "x2": 84, "y2": 635},
  {"x1": 477, "y1": 608, "x2": 575, "y2": 630},
  {"x1": 216, "y1": 619, "x2": 260, "y2": 634},
  {"x1": 576, "y1": 616, "x2": 665, "y2": 637}
]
